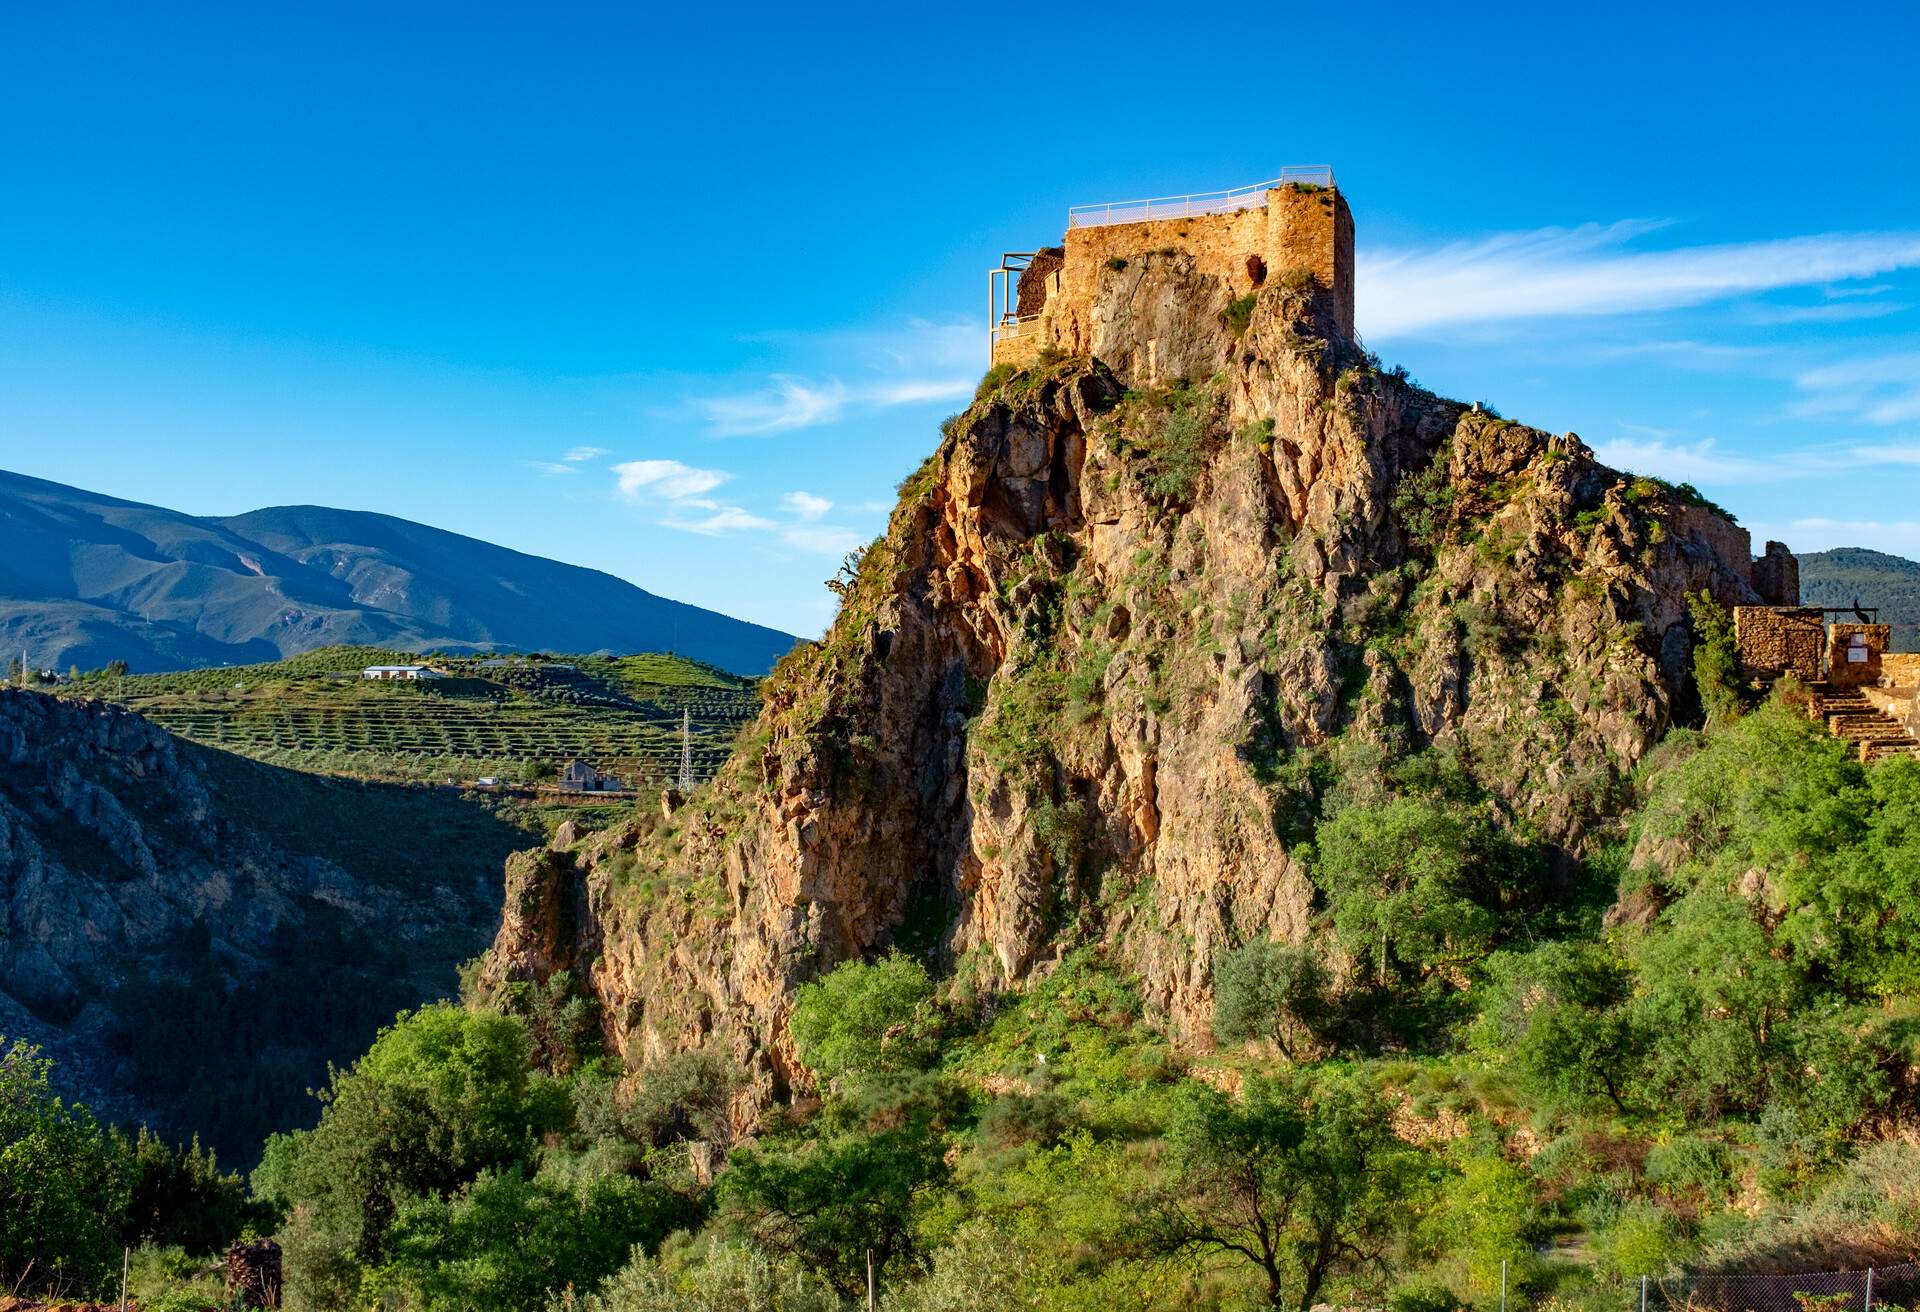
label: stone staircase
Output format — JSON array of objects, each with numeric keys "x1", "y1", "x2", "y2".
[{"x1": 1806, "y1": 682, "x2": 1920, "y2": 762}]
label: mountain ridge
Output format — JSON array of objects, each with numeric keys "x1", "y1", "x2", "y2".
[
  {"x1": 0, "y1": 468, "x2": 797, "y2": 675},
  {"x1": 1800, "y1": 546, "x2": 1920, "y2": 651}
]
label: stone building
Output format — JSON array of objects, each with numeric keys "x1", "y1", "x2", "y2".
[{"x1": 990, "y1": 167, "x2": 1353, "y2": 369}]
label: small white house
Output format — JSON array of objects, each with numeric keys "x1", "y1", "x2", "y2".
[{"x1": 361, "y1": 664, "x2": 445, "y2": 681}]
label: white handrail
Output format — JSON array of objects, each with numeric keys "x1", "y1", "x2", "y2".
[{"x1": 1067, "y1": 166, "x2": 1334, "y2": 228}]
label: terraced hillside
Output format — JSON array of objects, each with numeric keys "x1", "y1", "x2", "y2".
[{"x1": 79, "y1": 645, "x2": 760, "y2": 786}]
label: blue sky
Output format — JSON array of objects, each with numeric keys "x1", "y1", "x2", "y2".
[{"x1": 3, "y1": 2, "x2": 1918, "y2": 638}]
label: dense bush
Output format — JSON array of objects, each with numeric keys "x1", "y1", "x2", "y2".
[
  {"x1": 789, "y1": 952, "x2": 940, "y2": 1084},
  {"x1": 0, "y1": 1040, "x2": 130, "y2": 1294},
  {"x1": 1210, "y1": 939, "x2": 1328, "y2": 1053}
]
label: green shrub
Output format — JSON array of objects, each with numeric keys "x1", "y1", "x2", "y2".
[
  {"x1": 1224, "y1": 293, "x2": 1259, "y2": 338},
  {"x1": 1210, "y1": 939, "x2": 1328, "y2": 1054},
  {"x1": 1390, "y1": 1277, "x2": 1463, "y2": 1312},
  {"x1": 789, "y1": 952, "x2": 939, "y2": 1083},
  {"x1": 1393, "y1": 456, "x2": 1455, "y2": 551},
  {"x1": 0, "y1": 1039, "x2": 130, "y2": 1295},
  {"x1": 1645, "y1": 1136, "x2": 1730, "y2": 1199},
  {"x1": 1687, "y1": 590, "x2": 1746, "y2": 725}
]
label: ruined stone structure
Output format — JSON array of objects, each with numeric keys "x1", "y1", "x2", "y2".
[
  {"x1": 1733, "y1": 609, "x2": 1893, "y2": 689},
  {"x1": 1735, "y1": 609, "x2": 1913, "y2": 760},
  {"x1": 991, "y1": 171, "x2": 1354, "y2": 371},
  {"x1": 1734, "y1": 606, "x2": 1826, "y2": 681},
  {"x1": 1829, "y1": 622, "x2": 1893, "y2": 690}
]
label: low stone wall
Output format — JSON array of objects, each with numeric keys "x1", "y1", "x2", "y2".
[
  {"x1": 1734, "y1": 606, "x2": 1825, "y2": 680},
  {"x1": 1882, "y1": 652, "x2": 1920, "y2": 688}
]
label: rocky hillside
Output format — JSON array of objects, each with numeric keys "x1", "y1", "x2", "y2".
[
  {"x1": 481, "y1": 252, "x2": 1774, "y2": 1115},
  {"x1": 0, "y1": 688, "x2": 528, "y2": 1160}
]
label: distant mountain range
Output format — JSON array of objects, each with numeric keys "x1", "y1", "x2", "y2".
[
  {"x1": 0, "y1": 470, "x2": 798, "y2": 675},
  {"x1": 1800, "y1": 547, "x2": 1920, "y2": 652}
]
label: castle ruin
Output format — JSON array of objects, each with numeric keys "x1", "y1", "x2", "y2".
[{"x1": 990, "y1": 167, "x2": 1353, "y2": 368}]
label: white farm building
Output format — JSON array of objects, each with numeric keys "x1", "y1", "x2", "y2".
[{"x1": 361, "y1": 664, "x2": 446, "y2": 681}]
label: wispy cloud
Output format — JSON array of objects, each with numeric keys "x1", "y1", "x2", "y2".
[
  {"x1": 1359, "y1": 222, "x2": 1920, "y2": 337},
  {"x1": 1847, "y1": 442, "x2": 1920, "y2": 465},
  {"x1": 665, "y1": 505, "x2": 775, "y2": 535},
  {"x1": 1792, "y1": 352, "x2": 1920, "y2": 425},
  {"x1": 782, "y1": 491, "x2": 832, "y2": 521},
  {"x1": 1590, "y1": 437, "x2": 1783, "y2": 485},
  {"x1": 1592, "y1": 433, "x2": 1920, "y2": 487},
  {"x1": 701, "y1": 376, "x2": 850, "y2": 436},
  {"x1": 697, "y1": 374, "x2": 971, "y2": 437},
  {"x1": 612, "y1": 458, "x2": 731, "y2": 503},
  {"x1": 528, "y1": 460, "x2": 580, "y2": 476},
  {"x1": 609, "y1": 462, "x2": 861, "y2": 557},
  {"x1": 1739, "y1": 301, "x2": 1909, "y2": 326},
  {"x1": 564, "y1": 445, "x2": 608, "y2": 463},
  {"x1": 685, "y1": 319, "x2": 979, "y2": 437}
]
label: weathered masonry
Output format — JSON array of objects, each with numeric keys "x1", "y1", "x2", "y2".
[
  {"x1": 1735, "y1": 603, "x2": 1915, "y2": 761},
  {"x1": 990, "y1": 167, "x2": 1353, "y2": 368}
]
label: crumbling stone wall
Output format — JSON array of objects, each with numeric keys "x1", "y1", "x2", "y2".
[
  {"x1": 1015, "y1": 247, "x2": 1064, "y2": 317},
  {"x1": 1751, "y1": 539, "x2": 1800, "y2": 606},
  {"x1": 1828, "y1": 622, "x2": 1891, "y2": 690},
  {"x1": 1676, "y1": 508, "x2": 1755, "y2": 605},
  {"x1": 1735, "y1": 606, "x2": 1825, "y2": 680},
  {"x1": 995, "y1": 184, "x2": 1354, "y2": 369}
]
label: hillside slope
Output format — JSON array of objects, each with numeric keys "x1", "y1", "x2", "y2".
[
  {"x1": 0, "y1": 688, "x2": 532, "y2": 1161},
  {"x1": 1800, "y1": 546, "x2": 1920, "y2": 651},
  {"x1": 481, "y1": 245, "x2": 1779, "y2": 1110},
  {"x1": 0, "y1": 470, "x2": 796, "y2": 675},
  {"x1": 96, "y1": 644, "x2": 760, "y2": 786}
]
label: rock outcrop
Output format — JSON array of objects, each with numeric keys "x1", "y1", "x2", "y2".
[
  {"x1": 0, "y1": 688, "x2": 521, "y2": 1153},
  {"x1": 481, "y1": 253, "x2": 1778, "y2": 1120}
]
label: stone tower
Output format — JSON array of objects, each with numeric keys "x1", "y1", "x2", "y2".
[{"x1": 990, "y1": 169, "x2": 1355, "y2": 370}]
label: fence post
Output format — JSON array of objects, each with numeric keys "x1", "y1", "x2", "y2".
[
  {"x1": 1864, "y1": 1267, "x2": 1874, "y2": 1312},
  {"x1": 1501, "y1": 1259, "x2": 1508, "y2": 1312},
  {"x1": 1639, "y1": 1274, "x2": 1648, "y2": 1312}
]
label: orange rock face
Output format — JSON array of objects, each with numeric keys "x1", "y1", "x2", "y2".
[{"x1": 481, "y1": 250, "x2": 1777, "y2": 1121}]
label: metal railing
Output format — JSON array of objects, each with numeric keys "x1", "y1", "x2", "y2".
[
  {"x1": 1067, "y1": 166, "x2": 1335, "y2": 228},
  {"x1": 992, "y1": 314, "x2": 1041, "y2": 343}
]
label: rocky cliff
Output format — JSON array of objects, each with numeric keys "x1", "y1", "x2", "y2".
[
  {"x1": 481, "y1": 251, "x2": 1774, "y2": 1116},
  {"x1": 0, "y1": 689, "x2": 525, "y2": 1157}
]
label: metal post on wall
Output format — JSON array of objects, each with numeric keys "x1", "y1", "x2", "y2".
[{"x1": 1865, "y1": 1267, "x2": 1874, "y2": 1312}]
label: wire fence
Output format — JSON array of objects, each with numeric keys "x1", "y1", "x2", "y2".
[
  {"x1": 1640, "y1": 1262, "x2": 1920, "y2": 1312},
  {"x1": 1496, "y1": 1262, "x2": 1920, "y2": 1312},
  {"x1": 1066, "y1": 166, "x2": 1335, "y2": 228}
]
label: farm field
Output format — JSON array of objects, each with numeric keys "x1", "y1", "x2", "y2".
[{"x1": 75, "y1": 644, "x2": 761, "y2": 787}]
